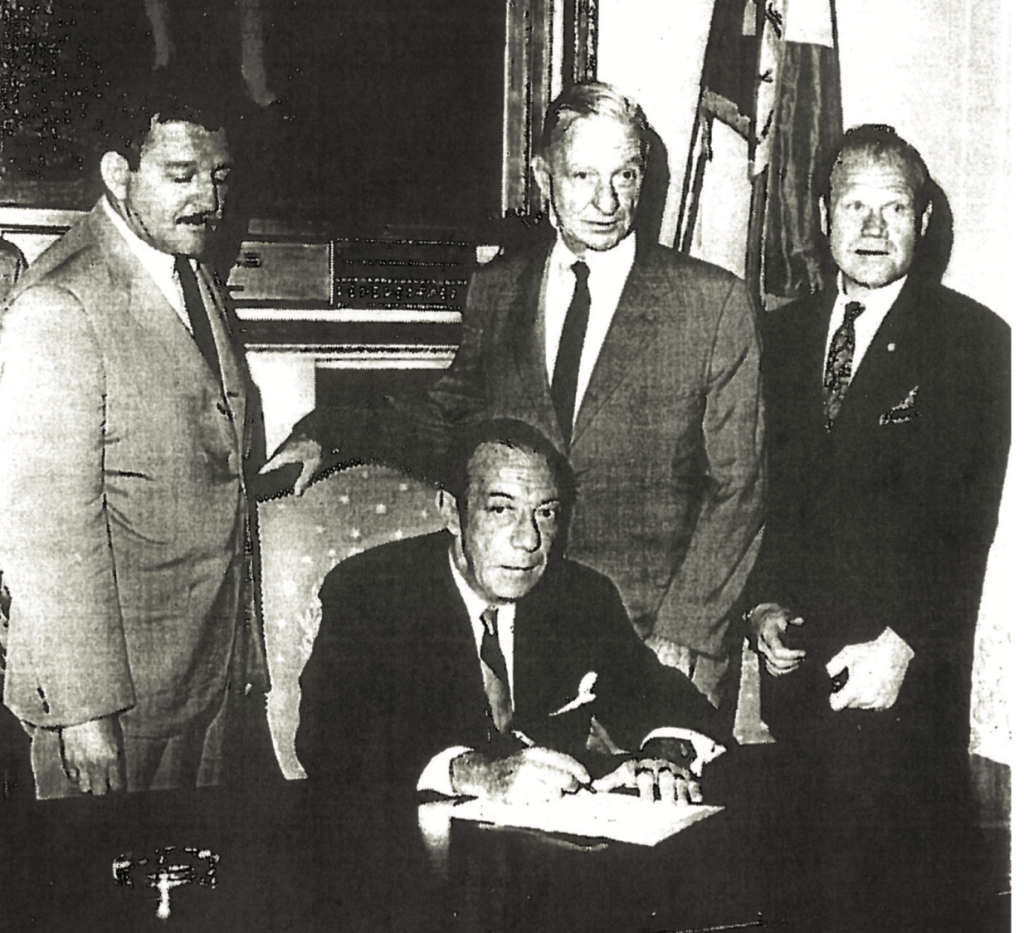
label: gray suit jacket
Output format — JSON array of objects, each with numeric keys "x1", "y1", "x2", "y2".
[
  {"x1": 309, "y1": 240, "x2": 765, "y2": 656},
  {"x1": 0, "y1": 200, "x2": 268, "y2": 738},
  {"x1": 461, "y1": 243, "x2": 765, "y2": 655}
]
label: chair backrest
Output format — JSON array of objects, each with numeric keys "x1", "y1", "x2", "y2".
[{"x1": 257, "y1": 464, "x2": 441, "y2": 779}]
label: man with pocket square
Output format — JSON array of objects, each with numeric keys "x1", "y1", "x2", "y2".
[
  {"x1": 742, "y1": 125, "x2": 1009, "y2": 928},
  {"x1": 296, "y1": 419, "x2": 727, "y2": 810}
]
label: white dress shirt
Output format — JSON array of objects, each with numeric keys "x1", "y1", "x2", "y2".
[
  {"x1": 824, "y1": 273, "x2": 908, "y2": 382},
  {"x1": 417, "y1": 551, "x2": 518, "y2": 793},
  {"x1": 541, "y1": 231, "x2": 636, "y2": 421},
  {"x1": 447, "y1": 549, "x2": 517, "y2": 707},
  {"x1": 101, "y1": 197, "x2": 197, "y2": 334}
]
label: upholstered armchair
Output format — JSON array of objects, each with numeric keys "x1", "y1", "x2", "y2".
[{"x1": 257, "y1": 465, "x2": 441, "y2": 778}]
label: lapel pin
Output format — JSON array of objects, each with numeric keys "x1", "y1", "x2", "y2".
[{"x1": 887, "y1": 343, "x2": 896, "y2": 352}]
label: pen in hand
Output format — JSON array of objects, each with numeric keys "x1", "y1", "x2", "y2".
[
  {"x1": 511, "y1": 730, "x2": 596, "y2": 794},
  {"x1": 511, "y1": 729, "x2": 535, "y2": 747}
]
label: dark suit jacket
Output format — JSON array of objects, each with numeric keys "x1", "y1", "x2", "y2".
[
  {"x1": 749, "y1": 274, "x2": 1009, "y2": 756},
  {"x1": 306, "y1": 241, "x2": 765, "y2": 658},
  {"x1": 0, "y1": 201, "x2": 269, "y2": 738},
  {"x1": 296, "y1": 531, "x2": 721, "y2": 801}
]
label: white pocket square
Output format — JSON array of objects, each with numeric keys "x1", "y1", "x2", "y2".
[{"x1": 550, "y1": 672, "x2": 598, "y2": 716}]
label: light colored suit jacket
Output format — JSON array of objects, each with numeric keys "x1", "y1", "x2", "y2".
[{"x1": 0, "y1": 200, "x2": 268, "y2": 738}]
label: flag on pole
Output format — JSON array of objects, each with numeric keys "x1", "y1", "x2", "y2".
[{"x1": 678, "y1": 0, "x2": 843, "y2": 306}]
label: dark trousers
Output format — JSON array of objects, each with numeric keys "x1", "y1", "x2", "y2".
[{"x1": 758, "y1": 713, "x2": 980, "y2": 933}]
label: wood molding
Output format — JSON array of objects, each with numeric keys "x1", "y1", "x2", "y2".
[{"x1": 503, "y1": 0, "x2": 597, "y2": 219}]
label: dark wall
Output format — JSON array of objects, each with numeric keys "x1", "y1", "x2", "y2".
[
  {"x1": 261, "y1": 0, "x2": 507, "y2": 233},
  {"x1": 1, "y1": 0, "x2": 508, "y2": 237}
]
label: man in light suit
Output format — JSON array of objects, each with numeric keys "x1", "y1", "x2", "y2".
[
  {"x1": 0, "y1": 76, "x2": 271, "y2": 798},
  {"x1": 744, "y1": 125, "x2": 1009, "y2": 929},
  {"x1": 297, "y1": 419, "x2": 727, "y2": 807},
  {"x1": 268, "y1": 82, "x2": 765, "y2": 706}
]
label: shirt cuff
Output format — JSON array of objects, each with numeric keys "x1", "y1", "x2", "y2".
[
  {"x1": 881, "y1": 625, "x2": 916, "y2": 659},
  {"x1": 416, "y1": 746, "x2": 474, "y2": 795},
  {"x1": 640, "y1": 727, "x2": 727, "y2": 777}
]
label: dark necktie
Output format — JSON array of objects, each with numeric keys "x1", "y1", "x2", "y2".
[
  {"x1": 479, "y1": 607, "x2": 512, "y2": 734},
  {"x1": 174, "y1": 255, "x2": 220, "y2": 376},
  {"x1": 550, "y1": 260, "x2": 591, "y2": 447},
  {"x1": 822, "y1": 300, "x2": 866, "y2": 430}
]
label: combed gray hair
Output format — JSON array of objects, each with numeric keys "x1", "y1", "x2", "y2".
[
  {"x1": 823, "y1": 124, "x2": 931, "y2": 221},
  {"x1": 538, "y1": 81, "x2": 652, "y2": 164}
]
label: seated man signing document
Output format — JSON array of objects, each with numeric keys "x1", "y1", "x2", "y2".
[{"x1": 296, "y1": 419, "x2": 726, "y2": 808}]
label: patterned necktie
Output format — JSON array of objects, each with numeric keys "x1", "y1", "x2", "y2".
[
  {"x1": 550, "y1": 260, "x2": 591, "y2": 447},
  {"x1": 822, "y1": 300, "x2": 866, "y2": 430},
  {"x1": 174, "y1": 255, "x2": 220, "y2": 376},
  {"x1": 479, "y1": 606, "x2": 512, "y2": 734}
]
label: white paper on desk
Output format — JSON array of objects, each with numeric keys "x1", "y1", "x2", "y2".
[{"x1": 451, "y1": 793, "x2": 723, "y2": 846}]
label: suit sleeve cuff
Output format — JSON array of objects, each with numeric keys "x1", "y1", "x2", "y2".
[{"x1": 640, "y1": 727, "x2": 727, "y2": 777}]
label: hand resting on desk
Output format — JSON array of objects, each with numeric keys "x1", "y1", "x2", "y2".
[
  {"x1": 592, "y1": 737, "x2": 703, "y2": 803},
  {"x1": 448, "y1": 738, "x2": 706, "y2": 805}
]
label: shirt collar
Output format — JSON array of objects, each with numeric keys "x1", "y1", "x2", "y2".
[
  {"x1": 551, "y1": 229, "x2": 636, "y2": 280},
  {"x1": 101, "y1": 196, "x2": 181, "y2": 275},
  {"x1": 837, "y1": 270, "x2": 907, "y2": 319},
  {"x1": 448, "y1": 545, "x2": 492, "y2": 634},
  {"x1": 446, "y1": 544, "x2": 517, "y2": 645}
]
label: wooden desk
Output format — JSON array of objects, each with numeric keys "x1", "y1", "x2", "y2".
[{"x1": 0, "y1": 747, "x2": 1008, "y2": 933}]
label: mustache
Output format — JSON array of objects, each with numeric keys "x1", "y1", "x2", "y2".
[{"x1": 176, "y1": 213, "x2": 219, "y2": 226}]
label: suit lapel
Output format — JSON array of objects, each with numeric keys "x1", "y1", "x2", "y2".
[
  {"x1": 508, "y1": 583, "x2": 545, "y2": 721},
  {"x1": 509, "y1": 567, "x2": 597, "y2": 755},
  {"x1": 431, "y1": 541, "x2": 496, "y2": 737},
  {"x1": 508, "y1": 248, "x2": 548, "y2": 387},
  {"x1": 495, "y1": 246, "x2": 564, "y2": 444},
  {"x1": 572, "y1": 251, "x2": 658, "y2": 445},
  {"x1": 88, "y1": 206, "x2": 229, "y2": 399},
  {"x1": 796, "y1": 292, "x2": 835, "y2": 426},
  {"x1": 87, "y1": 206, "x2": 249, "y2": 467},
  {"x1": 198, "y1": 263, "x2": 248, "y2": 452}
]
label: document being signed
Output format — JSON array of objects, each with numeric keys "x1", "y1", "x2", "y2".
[{"x1": 451, "y1": 792, "x2": 723, "y2": 846}]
